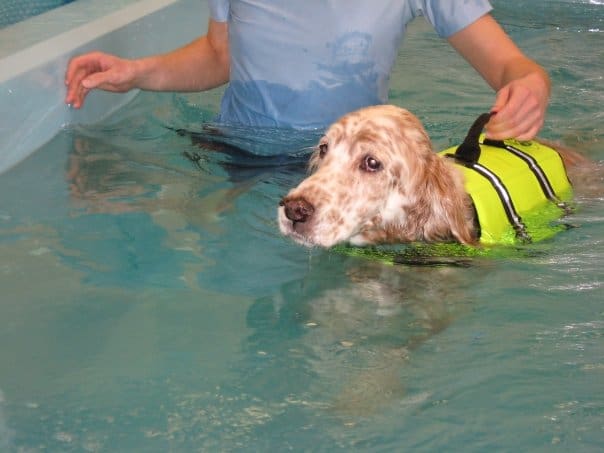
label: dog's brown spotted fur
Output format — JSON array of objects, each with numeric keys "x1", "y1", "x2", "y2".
[{"x1": 278, "y1": 105, "x2": 475, "y2": 247}]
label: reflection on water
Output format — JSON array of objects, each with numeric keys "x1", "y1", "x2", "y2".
[
  {"x1": 0, "y1": 0, "x2": 603, "y2": 450},
  {"x1": 243, "y1": 255, "x2": 490, "y2": 417}
]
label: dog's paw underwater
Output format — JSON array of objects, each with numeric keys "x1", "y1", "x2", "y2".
[{"x1": 278, "y1": 105, "x2": 593, "y2": 255}]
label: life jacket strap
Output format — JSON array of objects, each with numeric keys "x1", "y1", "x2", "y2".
[{"x1": 453, "y1": 112, "x2": 494, "y2": 164}]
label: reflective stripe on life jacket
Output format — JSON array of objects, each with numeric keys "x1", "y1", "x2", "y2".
[{"x1": 439, "y1": 137, "x2": 573, "y2": 245}]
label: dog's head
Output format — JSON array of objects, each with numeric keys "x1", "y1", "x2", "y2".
[{"x1": 278, "y1": 105, "x2": 475, "y2": 247}]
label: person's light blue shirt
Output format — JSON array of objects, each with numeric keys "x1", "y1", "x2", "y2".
[{"x1": 209, "y1": 0, "x2": 493, "y2": 129}]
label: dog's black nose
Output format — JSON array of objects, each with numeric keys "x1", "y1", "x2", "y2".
[{"x1": 281, "y1": 197, "x2": 314, "y2": 223}]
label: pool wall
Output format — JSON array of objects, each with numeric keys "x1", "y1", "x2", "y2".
[{"x1": 0, "y1": 0, "x2": 208, "y2": 174}]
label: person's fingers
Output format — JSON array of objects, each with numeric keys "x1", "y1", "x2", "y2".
[
  {"x1": 65, "y1": 52, "x2": 128, "y2": 107},
  {"x1": 65, "y1": 54, "x2": 104, "y2": 107},
  {"x1": 64, "y1": 54, "x2": 85, "y2": 86},
  {"x1": 514, "y1": 114, "x2": 543, "y2": 141},
  {"x1": 74, "y1": 86, "x2": 91, "y2": 109},
  {"x1": 81, "y1": 70, "x2": 111, "y2": 89},
  {"x1": 490, "y1": 84, "x2": 510, "y2": 116},
  {"x1": 486, "y1": 87, "x2": 517, "y2": 138},
  {"x1": 66, "y1": 74, "x2": 92, "y2": 109},
  {"x1": 65, "y1": 70, "x2": 89, "y2": 107},
  {"x1": 65, "y1": 53, "x2": 102, "y2": 87},
  {"x1": 486, "y1": 104, "x2": 542, "y2": 140},
  {"x1": 83, "y1": 56, "x2": 134, "y2": 92},
  {"x1": 486, "y1": 82, "x2": 544, "y2": 140},
  {"x1": 486, "y1": 112, "x2": 513, "y2": 140}
]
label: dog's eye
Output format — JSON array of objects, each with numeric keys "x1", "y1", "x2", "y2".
[
  {"x1": 319, "y1": 143, "x2": 328, "y2": 158},
  {"x1": 361, "y1": 154, "x2": 382, "y2": 172}
]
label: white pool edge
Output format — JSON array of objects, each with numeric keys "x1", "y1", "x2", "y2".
[{"x1": 0, "y1": 0, "x2": 207, "y2": 174}]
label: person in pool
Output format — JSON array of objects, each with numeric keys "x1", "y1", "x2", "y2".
[{"x1": 64, "y1": 0, "x2": 549, "y2": 142}]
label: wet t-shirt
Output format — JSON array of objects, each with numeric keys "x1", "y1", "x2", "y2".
[{"x1": 209, "y1": 0, "x2": 492, "y2": 129}]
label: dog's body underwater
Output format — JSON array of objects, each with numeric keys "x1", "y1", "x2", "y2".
[{"x1": 278, "y1": 105, "x2": 592, "y2": 248}]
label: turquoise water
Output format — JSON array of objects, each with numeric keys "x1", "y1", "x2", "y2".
[{"x1": 1, "y1": 1, "x2": 603, "y2": 451}]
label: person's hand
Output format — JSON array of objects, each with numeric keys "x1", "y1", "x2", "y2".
[
  {"x1": 486, "y1": 72, "x2": 550, "y2": 141},
  {"x1": 64, "y1": 52, "x2": 139, "y2": 109}
]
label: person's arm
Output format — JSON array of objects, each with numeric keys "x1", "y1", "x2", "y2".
[
  {"x1": 447, "y1": 14, "x2": 551, "y2": 141},
  {"x1": 65, "y1": 19, "x2": 229, "y2": 109}
]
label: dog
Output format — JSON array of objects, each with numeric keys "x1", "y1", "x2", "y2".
[{"x1": 278, "y1": 105, "x2": 594, "y2": 248}]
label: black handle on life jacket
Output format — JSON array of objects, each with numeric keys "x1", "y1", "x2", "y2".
[{"x1": 453, "y1": 112, "x2": 495, "y2": 164}]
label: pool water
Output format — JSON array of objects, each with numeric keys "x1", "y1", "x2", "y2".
[{"x1": 1, "y1": 1, "x2": 603, "y2": 451}]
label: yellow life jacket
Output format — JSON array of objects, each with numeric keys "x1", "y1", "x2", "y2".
[{"x1": 439, "y1": 136, "x2": 573, "y2": 245}]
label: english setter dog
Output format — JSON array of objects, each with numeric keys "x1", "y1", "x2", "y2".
[{"x1": 278, "y1": 105, "x2": 594, "y2": 248}]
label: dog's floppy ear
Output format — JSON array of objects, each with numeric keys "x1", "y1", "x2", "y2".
[
  {"x1": 447, "y1": 203, "x2": 478, "y2": 245},
  {"x1": 422, "y1": 155, "x2": 477, "y2": 245}
]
